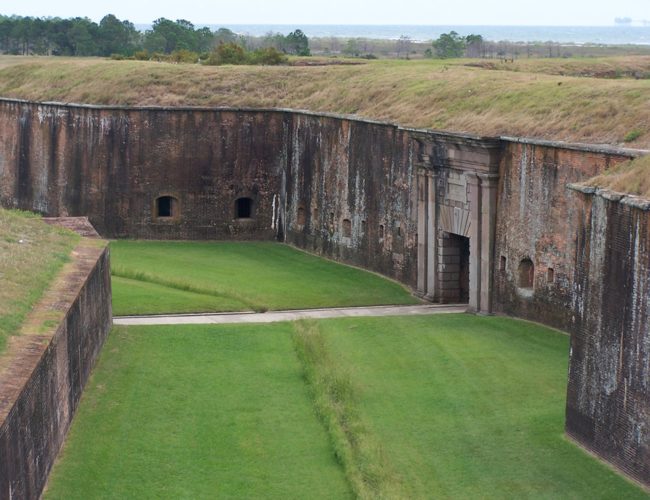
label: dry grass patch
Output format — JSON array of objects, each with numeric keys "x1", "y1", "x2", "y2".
[
  {"x1": 584, "y1": 154, "x2": 650, "y2": 198},
  {"x1": 466, "y1": 56, "x2": 650, "y2": 79},
  {"x1": 0, "y1": 209, "x2": 79, "y2": 353},
  {"x1": 0, "y1": 56, "x2": 649, "y2": 147}
]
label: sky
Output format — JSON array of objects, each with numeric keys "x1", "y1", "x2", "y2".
[{"x1": 3, "y1": 0, "x2": 648, "y2": 26}]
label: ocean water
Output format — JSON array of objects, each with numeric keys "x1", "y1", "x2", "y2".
[{"x1": 197, "y1": 25, "x2": 650, "y2": 45}]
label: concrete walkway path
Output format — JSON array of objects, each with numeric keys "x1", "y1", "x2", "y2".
[{"x1": 113, "y1": 304, "x2": 466, "y2": 326}]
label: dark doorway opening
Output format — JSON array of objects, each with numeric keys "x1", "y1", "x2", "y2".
[
  {"x1": 456, "y1": 234, "x2": 470, "y2": 303},
  {"x1": 235, "y1": 197, "x2": 253, "y2": 219},
  {"x1": 439, "y1": 232, "x2": 470, "y2": 304}
]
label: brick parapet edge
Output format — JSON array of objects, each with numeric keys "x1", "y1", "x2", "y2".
[
  {"x1": 568, "y1": 183, "x2": 650, "y2": 211},
  {"x1": 0, "y1": 234, "x2": 111, "y2": 500}
]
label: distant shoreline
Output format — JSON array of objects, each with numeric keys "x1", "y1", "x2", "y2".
[{"x1": 133, "y1": 24, "x2": 650, "y2": 45}]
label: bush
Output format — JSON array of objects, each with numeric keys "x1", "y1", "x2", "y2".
[
  {"x1": 203, "y1": 43, "x2": 287, "y2": 66},
  {"x1": 133, "y1": 50, "x2": 150, "y2": 61},
  {"x1": 249, "y1": 47, "x2": 287, "y2": 65},
  {"x1": 624, "y1": 129, "x2": 644, "y2": 143},
  {"x1": 204, "y1": 42, "x2": 247, "y2": 65},
  {"x1": 170, "y1": 49, "x2": 199, "y2": 63},
  {"x1": 149, "y1": 52, "x2": 168, "y2": 62}
]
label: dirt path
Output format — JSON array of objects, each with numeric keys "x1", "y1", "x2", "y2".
[{"x1": 113, "y1": 304, "x2": 467, "y2": 326}]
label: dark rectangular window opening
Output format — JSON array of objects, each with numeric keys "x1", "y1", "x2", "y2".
[
  {"x1": 236, "y1": 197, "x2": 253, "y2": 219},
  {"x1": 156, "y1": 196, "x2": 177, "y2": 218}
]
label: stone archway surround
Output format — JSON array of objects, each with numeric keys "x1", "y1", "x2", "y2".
[{"x1": 414, "y1": 134, "x2": 501, "y2": 314}]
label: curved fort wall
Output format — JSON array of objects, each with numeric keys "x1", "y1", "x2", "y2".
[{"x1": 0, "y1": 98, "x2": 648, "y2": 487}]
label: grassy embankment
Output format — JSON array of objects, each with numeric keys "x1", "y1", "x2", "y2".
[
  {"x1": 0, "y1": 209, "x2": 78, "y2": 353},
  {"x1": 110, "y1": 240, "x2": 419, "y2": 315},
  {"x1": 0, "y1": 56, "x2": 649, "y2": 148},
  {"x1": 46, "y1": 315, "x2": 648, "y2": 498},
  {"x1": 466, "y1": 56, "x2": 650, "y2": 79},
  {"x1": 585, "y1": 154, "x2": 650, "y2": 198}
]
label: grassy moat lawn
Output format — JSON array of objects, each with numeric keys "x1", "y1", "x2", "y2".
[
  {"x1": 45, "y1": 315, "x2": 647, "y2": 499},
  {"x1": 110, "y1": 240, "x2": 419, "y2": 315}
]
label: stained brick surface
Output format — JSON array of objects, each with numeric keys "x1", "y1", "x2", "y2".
[
  {"x1": 0, "y1": 241, "x2": 111, "y2": 500},
  {"x1": 492, "y1": 141, "x2": 631, "y2": 330},
  {"x1": 0, "y1": 99, "x2": 648, "y2": 488},
  {"x1": 566, "y1": 193, "x2": 650, "y2": 486}
]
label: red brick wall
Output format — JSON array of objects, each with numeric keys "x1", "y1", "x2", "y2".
[
  {"x1": 0, "y1": 243, "x2": 112, "y2": 500},
  {"x1": 0, "y1": 101, "x2": 286, "y2": 240},
  {"x1": 493, "y1": 140, "x2": 632, "y2": 330},
  {"x1": 566, "y1": 190, "x2": 650, "y2": 487},
  {"x1": 0, "y1": 100, "x2": 421, "y2": 285},
  {"x1": 283, "y1": 113, "x2": 418, "y2": 286}
]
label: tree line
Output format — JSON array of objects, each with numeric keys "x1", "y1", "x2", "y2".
[
  {"x1": 0, "y1": 14, "x2": 310, "y2": 60},
  {"x1": 2, "y1": 15, "x2": 636, "y2": 62}
]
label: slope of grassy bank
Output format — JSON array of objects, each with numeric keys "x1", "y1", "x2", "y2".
[
  {"x1": 0, "y1": 209, "x2": 78, "y2": 353},
  {"x1": 0, "y1": 56, "x2": 649, "y2": 148},
  {"x1": 110, "y1": 240, "x2": 419, "y2": 315},
  {"x1": 466, "y1": 55, "x2": 650, "y2": 79},
  {"x1": 584, "y1": 153, "x2": 650, "y2": 198}
]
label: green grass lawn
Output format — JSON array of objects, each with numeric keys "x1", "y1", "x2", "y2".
[
  {"x1": 110, "y1": 240, "x2": 419, "y2": 315},
  {"x1": 45, "y1": 315, "x2": 647, "y2": 499},
  {"x1": 45, "y1": 324, "x2": 352, "y2": 499},
  {"x1": 309, "y1": 315, "x2": 647, "y2": 498}
]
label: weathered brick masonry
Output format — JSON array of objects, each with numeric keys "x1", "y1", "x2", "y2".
[
  {"x1": 493, "y1": 139, "x2": 634, "y2": 331},
  {"x1": 284, "y1": 113, "x2": 418, "y2": 285},
  {"x1": 0, "y1": 100, "x2": 286, "y2": 241},
  {"x1": 0, "y1": 228, "x2": 111, "y2": 500},
  {"x1": 0, "y1": 98, "x2": 648, "y2": 487},
  {"x1": 0, "y1": 99, "x2": 422, "y2": 285},
  {"x1": 565, "y1": 187, "x2": 650, "y2": 486}
]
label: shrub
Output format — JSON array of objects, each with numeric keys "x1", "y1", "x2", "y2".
[
  {"x1": 249, "y1": 47, "x2": 287, "y2": 65},
  {"x1": 624, "y1": 129, "x2": 643, "y2": 143},
  {"x1": 204, "y1": 42, "x2": 247, "y2": 65},
  {"x1": 169, "y1": 49, "x2": 199, "y2": 63},
  {"x1": 133, "y1": 50, "x2": 150, "y2": 61}
]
